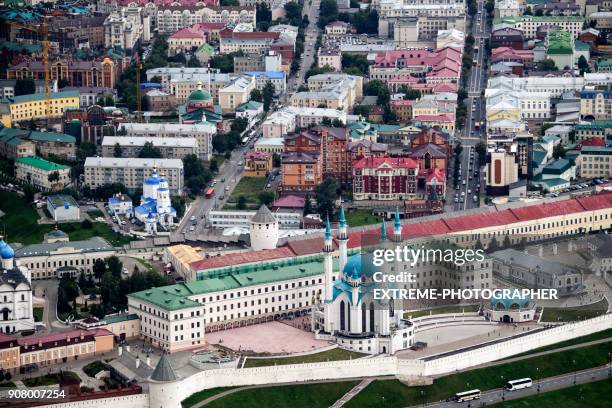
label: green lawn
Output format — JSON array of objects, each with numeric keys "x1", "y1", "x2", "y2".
[
  {"x1": 86, "y1": 208, "x2": 104, "y2": 218},
  {"x1": 226, "y1": 177, "x2": 267, "y2": 206},
  {"x1": 23, "y1": 371, "x2": 80, "y2": 387},
  {"x1": 404, "y1": 304, "x2": 480, "y2": 319},
  {"x1": 541, "y1": 298, "x2": 609, "y2": 322},
  {"x1": 244, "y1": 348, "x2": 366, "y2": 368},
  {"x1": 83, "y1": 360, "x2": 109, "y2": 378},
  {"x1": 33, "y1": 307, "x2": 43, "y2": 322},
  {"x1": 344, "y1": 209, "x2": 383, "y2": 227},
  {"x1": 205, "y1": 381, "x2": 359, "y2": 408},
  {"x1": 489, "y1": 379, "x2": 612, "y2": 408},
  {"x1": 345, "y1": 341, "x2": 612, "y2": 408},
  {"x1": 510, "y1": 328, "x2": 612, "y2": 359},
  {"x1": 0, "y1": 190, "x2": 53, "y2": 244},
  {"x1": 0, "y1": 382, "x2": 15, "y2": 388},
  {"x1": 0, "y1": 190, "x2": 132, "y2": 246},
  {"x1": 181, "y1": 387, "x2": 237, "y2": 408}
]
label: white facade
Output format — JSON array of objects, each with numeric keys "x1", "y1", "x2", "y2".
[
  {"x1": 118, "y1": 122, "x2": 215, "y2": 160},
  {"x1": 249, "y1": 205, "x2": 279, "y2": 251},
  {"x1": 262, "y1": 110, "x2": 296, "y2": 138},
  {"x1": 0, "y1": 240, "x2": 34, "y2": 334},
  {"x1": 101, "y1": 136, "x2": 198, "y2": 160},
  {"x1": 156, "y1": 6, "x2": 256, "y2": 34},
  {"x1": 104, "y1": 7, "x2": 148, "y2": 50},
  {"x1": 14, "y1": 236, "x2": 115, "y2": 280},
  {"x1": 46, "y1": 195, "x2": 80, "y2": 222},
  {"x1": 208, "y1": 209, "x2": 301, "y2": 229},
  {"x1": 84, "y1": 157, "x2": 184, "y2": 195},
  {"x1": 487, "y1": 75, "x2": 585, "y2": 98}
]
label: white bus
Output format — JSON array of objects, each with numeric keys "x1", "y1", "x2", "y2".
[
  {"x1": 505, "y1": 378, "x2": 533, "y2": 391},
  {"x1": 454, "y1": 389, "x2": 481, "y2": 402}
]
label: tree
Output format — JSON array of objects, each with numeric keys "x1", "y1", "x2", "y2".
[
  {"x1": 454, "y1": 142, "x2": 463, "y2": 157},
  {"x1": 538, "y1": 59, "x2": 558, "y2": 71},
  {"x1": 524, "y1": 6, "x2": 532, "y2": 15},
  {"x1": 316, "y1": 177, "x2": 339, "y2": 219},
  {"x1": 250, "y1": 89, "x2": 262, "y2": 102},
  {"x1": 263, "y1": 81, "x2": 275, "y2": 112},
  {"x1": 58, "y1": 78, "x2": 69, "y2": 89},
  {"x1": 399, "y1": 85, "x2": 421, "y2": 100},
  {"x1": 578, "y1": 55, "x2": 590, "y2": 74},
  {"x1": 14, "y1": 79, "x2": 36, "y2": 96},
  {"x1": 502, "y1": 235, "x2": 512, "y2": 249},
  {"x1": 113, "y1": 143, "x2": 123, "y2": 158},
  {"x1": 487, "y1": 237, "x2": 499, "y2": 252},
  {"x1": 81, "y1": 219, "x2": 93, "y2": 229},
  {"x1": 485, "y1": 0, "x2": 494, "y2": 14},
  {"x1": 106, "y1": 256, "x2": 123, "y2": 278},
  {"x1": 231, "y1": 117, "x2": 249, "y2": 133},
  {"x1": 48, "y1": 171, "x2": 60, "y2": 184},
  {"x1": 92, "y1": 259, "x2": 106, "y2": 279},
  {"x1": 99, "y1": 271, "x2": 121, "y2": 311},
  {"x1": 256, "y1": 4, "x2": 272, "y2": 30},
  {"x1": 534, "y1": 9, "x2": 543, "y2": 17},
  {"x1": 237, "y1": 195, "x2": 247, "y2": 210},
  {"x1": 209, "y1": 157, "x2": 219, "y2": 173},
  {"x1": 303, "y1": 194, "x2": 313, "y2": 215},
  {"x1": 553, "y1": 144, "x2": 566, "y2": 159},
  {"x1": 76, "y1": 141, "x2": 97, "y2": 161},
  {"x1": 568, "y1": 129, "x2": 576, "y2": 144},
  {"x1": 475, "y1": 141, "x2": 487, "y2": 163},
  {"x1": 318, "y1": 0, "x2": 339, "y2": 28},
  {"x1": 258, "y1": 191, "x2": 275, "y2": 206},
  {"x1": 364, "y1": 80, "x2": 386, "y2": 96},
  {"x1": 138, "y1": 142, "x2": 163, "y2": 158}
]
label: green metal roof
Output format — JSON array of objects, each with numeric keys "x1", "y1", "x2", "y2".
[
  {"x1": 15, "y1": 156, "x2": 70, "y2": 172},
  {"x1": 543, "y1": 158, "x2": 572, "y2": 174},
  {"x1": 11, "y1": 90, "x2": 80, "y2": 104},
  {"x1": 236, "y1": 100, "x2": 263, "y2": 112},
  {"x1": 494, "y1": 16, "x2": 585, "y2": 25},
  {"x1": 104, "y1": 313, "x2": 140, "y2": 324},
  {"x1": 29, "y1": 130, "x2": 76, "y2": 144},
  {"x1": 574, "y1": 40, "x2": 590, "y2": 51},
  {"x1": 581, "y1": 146, "x2": 612, "y2": 155},
  {"x1": 129, "y1": 256, "x2": 333, "y2": 311},
  {"x1": 547, "y1": 31, "x2": 573, "y2": 55}
]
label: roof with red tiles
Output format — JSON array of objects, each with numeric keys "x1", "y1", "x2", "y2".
[
  {"x1": 189, "y1": 247, "x2": 296, "y2": 270},
  {"x1": 509, "y1": 199, "x2": 587, "y2": 222},
  {"x1": 353, "y1": 156, "x2": 419, "y2": 170},
  {"x1": 220, "y1": 30, "x2": 279, "y2": 39},
  {"x1": 413, "y1": 114, "x2": 454, "y2": 122},
  {"x1": 272, "y1": 195, "x2": 305, "y2": 208},
  {"x1": 576, "y1": 192, "x2": 612, "y2": 210},
  {"x1": 170, "y1": 27, "x2": 207, "y2": 40}
]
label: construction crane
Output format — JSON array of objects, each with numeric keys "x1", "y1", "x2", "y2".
[{"x1": 6, "y1": 19, "x2": 51, "y2": 127}]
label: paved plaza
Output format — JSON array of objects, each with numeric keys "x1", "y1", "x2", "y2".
[{"x1": 205, "y1": 321, "x2": 332, "y2": 354}]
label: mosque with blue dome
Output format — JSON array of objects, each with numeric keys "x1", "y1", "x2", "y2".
[
  {"x1": 313, "y1": 208, "x2": 415, "y2": 355},
  {"x1": 133, "y1": 167, "x2": 177, "y2": 235},
  {"x1": 0, "y1": 238, "x2": 34, "y2": 334}
]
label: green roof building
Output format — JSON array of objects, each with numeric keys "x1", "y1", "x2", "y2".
[{"x1": 15, "y1": 156, "x2": 72, "y2": 190}]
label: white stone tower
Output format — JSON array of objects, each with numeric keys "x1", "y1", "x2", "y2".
[
  {"x1": 156, "y1": 175, "x2": 172, "y2": 223},
  {"x1": 338, "y1": 206, "x2": 349, "y2": 274},
  {"x1": 393, "y1": 207, "x2": 402, "y2": 243},
  {"x1": 148, "y1": 353, "x2": 182, "y2": 408},
  {"x1": 143, "y1": 167, "x2": 160, "y2": 202},
  {"x1": 323, "y1": 217, "x2": 334, "y2": 333},
  {"x1": 145, "y1": 212, "x2": 157, "y2": 235},
  {"x1": 249, "y1": 205, "x2": 279, "y2": 251}
]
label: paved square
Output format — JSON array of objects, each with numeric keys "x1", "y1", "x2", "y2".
[{"x1": 206, "y1": 321, "x2": 332, "y2": 354}]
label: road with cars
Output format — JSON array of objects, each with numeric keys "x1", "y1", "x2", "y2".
[
  {"x1": 449, "y1": 1, "x2": 491, "y2": 212},
  {"x1": 414, "y1": 364, "x2": 612, "y2": 408},
  {"x1": 286, "y1": 0, "x2": 321, "y2": 95}
]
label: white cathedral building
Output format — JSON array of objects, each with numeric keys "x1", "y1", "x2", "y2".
[
  {"x1": 0, "y1": 238, "x2": 34, "y2": 334},
  {"x1": 134, "y1": 168, "x2": 177, "y2": 234},
  {"x1": 313, "y1": 208, "x2": 415, "y2": 355}
]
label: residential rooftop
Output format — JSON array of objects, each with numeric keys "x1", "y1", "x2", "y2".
[{"x1": 15, "y1": 156, "x2": 70, "y2": 172}]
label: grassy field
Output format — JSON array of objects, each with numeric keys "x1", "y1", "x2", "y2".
[
  {"x1": 540, "y1": 298, "x2": 609, "y2": 322},
  {"x1": 510, "y1": 328, "x2": 612, "y2": 358},
  {"x1": 23, "y1": 371, "x2": 80, "y2": 387},
  {"x1": 226, "y1": 177, "x2": 267, "y2": 206},
  {"x1": 344, "y1": 209, "x2": 383, "y2": 227},
  {"x1": 0, "y1": 190, "x2": 131, "y2": 246},
  {"x1": 33, "y1": 307, "x2": 43, "y2": 322},
  {"x1": 489, "y1": 379, "x2": 612, "y2": 408},
  {"x1": 404, "y1": 304, "x2": 480, "y2": 319},
  {"x1": 0, "y1": 190, "x2": 53, "y2": 244},
  {"x1": 345, "y1": 341, "x2": 612, "y2": 407},
  {"x1": 181, "y1": 387, "x2": 237, "y2": 408},
  {"x1": 244, "y1": 348, "x2": 366, "y2": 368},
  {"x1": 204, "y1": 381, "x2": 359, "y2": 408}
]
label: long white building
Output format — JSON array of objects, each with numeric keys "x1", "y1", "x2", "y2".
[
  {"x1": 101, "y1": 136, "x2": 198, "y2": 160},
  {"x1": 84, "y1": 157, "x2": 184, "y2": 195},
  {"x1": 118, "y1": 122, "x2": 215, "y2": 160}
]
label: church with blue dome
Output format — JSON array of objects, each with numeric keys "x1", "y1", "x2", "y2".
[
  {"x1": 133, "y1": 167, "x2": 177, "y2": 235},
  {"x1": 312, "y1": 208, "x2": 415, "y2": 355},
  {"x1": 0, "y1": 237, "x2": 34, "y2": 334}
]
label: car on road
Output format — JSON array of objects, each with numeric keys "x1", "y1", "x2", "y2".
[
  {"x1": 189, "y1": 225, "x2": 195, "y2": 231},
  {"x1": 122, "y1": 267, "x2": 129, "y2": 275},
  {"x1": 224, "y1": 186, "x2": 230, "y2": 192},
  {"x1": 190, "y1": 215, "x2": 196, "y2": 221}
]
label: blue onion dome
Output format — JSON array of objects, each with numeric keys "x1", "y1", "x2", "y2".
[
  {"x1": 343, "y1": 254, "x2": 377, "y2": 279},
  {"x1": 0, "y1": 241, "x2": 14, "y2": 259}
]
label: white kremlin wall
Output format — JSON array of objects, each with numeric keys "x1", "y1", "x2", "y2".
[{"x1": 40, "y1": 314, "x2": 612, "y2": 408}]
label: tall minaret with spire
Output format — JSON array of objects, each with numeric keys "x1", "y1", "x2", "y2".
[
  {"x1": 338, "y1": 206, "x2": 349, "y2": 274},
  {"x1": 380, "y1": 219, "x2": 387, "y2": 242},
  {"x1": 393, "y1": 207, "x2": 402, "y2": 243},
  {"x1": 323, "y1": 217, "x2": 335, "y2": 333}
]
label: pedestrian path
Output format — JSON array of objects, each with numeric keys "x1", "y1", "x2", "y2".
[{"x1": 330, "y1": 378, "x2": 373, "y2": 408}]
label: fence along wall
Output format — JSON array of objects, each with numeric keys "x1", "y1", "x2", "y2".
[{"x1": 39, "y1": 394, "x2": 149, "y2": 408}]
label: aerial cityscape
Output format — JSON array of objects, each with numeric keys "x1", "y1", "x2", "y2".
[{"x1": 0, "y1": 0, "x2": 611, "y2": 407}]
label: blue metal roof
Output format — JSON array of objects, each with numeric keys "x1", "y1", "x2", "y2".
[{"x1": 244, "y1": 71, "x2": 286, "y2": 79}]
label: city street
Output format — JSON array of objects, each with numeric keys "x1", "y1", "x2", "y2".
[
  {"x1": 450, "y1": 1, "x2": 491, "y2": 212},
  {"x1": 286, "y1": 0, "x2": 321, "y2": 95},
  {"x1": 416, "y1": 365, "x2": 612, "y2": 407}
]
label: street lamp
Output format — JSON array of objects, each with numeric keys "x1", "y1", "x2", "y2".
[
  {"x1": 536, "y1": 367, "x2": 540, "y2": 394},
  {"x1": 501, "y1": 375, "x2": 505, "y2": 400},
  {"x1": 608, "y1": 352, "x2": 611, "y2": 379},
  {"x1": 420, "y1": 389, "x2": 425, "y2": 407},
  {"x1": 573, "y1": 359, "x2": 577, "y2": 385}
]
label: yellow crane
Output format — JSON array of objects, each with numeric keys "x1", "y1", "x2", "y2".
[{"x1": 6, "y1": 19, "x2": 51, "y2": 126}]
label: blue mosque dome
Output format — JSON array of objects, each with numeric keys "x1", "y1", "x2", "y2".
[
  {"x1": 0, "y1": 241, "x2": 14, "y2": 259},
  {"x1": 342, "y1": 254, "x2": 377, "y2": 279},
  {"x1": 145, "y1": 176, "x2": 160, "y2": 185}
]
